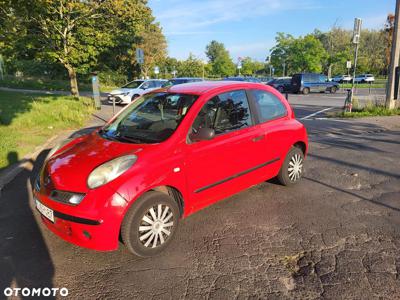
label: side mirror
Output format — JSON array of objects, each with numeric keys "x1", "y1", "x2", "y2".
[{"x1": 190, "y1": 127, "x2": 215, "y2": 142}]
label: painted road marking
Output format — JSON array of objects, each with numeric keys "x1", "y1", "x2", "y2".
[{"x1": 300, "y1": 107, "x2": 335, "y2": 120}]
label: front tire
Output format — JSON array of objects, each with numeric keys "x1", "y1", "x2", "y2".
[
  {"x1": 131, "y1": 94, "x2": 140, "y2": 102},
  {"x1": 121, "y1": 191, "x2": 180, "y2": 257},
  {"x1": 330, "y1": 86, "x2": 337, "y2": 93},
  {"x1": 277, "y1": 147, "x2": 305, "y2": 186}
]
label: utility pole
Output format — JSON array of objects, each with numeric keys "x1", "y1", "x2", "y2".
[
  {"x1": 386, "y1": 0, "x2": 400, "y2": 109},
  {"x1": 345, "y1": 18, "x2": 362, "y2": 113}
]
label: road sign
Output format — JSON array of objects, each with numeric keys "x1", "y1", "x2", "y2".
[
  {"x1": 353, "y1": 18, "x2": 362, "y2": 44},
  {"x1": 346, "y1": 61, "x2": 352, "y2": 69},
  {"x1": 154, "y1": 66, "x2": 160, "y2": 74},
  {"x1": 136, "y1": 48, "x2": 144, "y2": 64},
  {"x1": 91, "y1": 75, "x2": 101, "y2": 110}
]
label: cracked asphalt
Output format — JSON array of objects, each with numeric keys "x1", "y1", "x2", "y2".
[{"x1": 0, "y1": 98, "x2": 399, "y2": 299}]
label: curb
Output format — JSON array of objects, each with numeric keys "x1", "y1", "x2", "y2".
[{"x1": 0, "y1": 133, "x2": 66, "y2": 192}]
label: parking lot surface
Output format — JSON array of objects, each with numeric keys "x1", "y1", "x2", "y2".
[{"x1": 1, "y1": 93, "x2": 399, "y2": 299}]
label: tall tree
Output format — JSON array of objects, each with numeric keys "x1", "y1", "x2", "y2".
[
  {"x1": 7, "y1": 0, "x2": 158, "y2": 96},
  {"x1": 134, "y1": 23, "x2": 167, "y2": 78},
  {"x1": 205, "y1": 40, "x2": 235, "y2": 77},
  {"x1": 270, "y1": 33, "x2": 327, "y2": 74}
]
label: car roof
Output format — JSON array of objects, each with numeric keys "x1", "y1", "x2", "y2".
[
  {"x1": 171, "y1": 77, "x2": 202, "y2": 80},
  {"x1": 164, "y1": 80, "x2": 267, "y2": 95},
  {"x1": 130, "y1": 79, "x2": 166, "y2": 82}
]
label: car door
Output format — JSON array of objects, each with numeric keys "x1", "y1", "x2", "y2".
[
  {"x1": 249, "y1": 89, "x2": 290, "y2": 167},
  {"x1": 319, "y1": 75, "x2": 328, "y2": 92},
  {"x1": 184, "y1": 89, "x2": 267, "y2": 212}
]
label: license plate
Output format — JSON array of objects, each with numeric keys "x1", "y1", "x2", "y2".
[{"x1": 36, "y1": 199, "x2": 54, "y2": 222}]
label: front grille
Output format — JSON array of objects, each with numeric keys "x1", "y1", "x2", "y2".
[{"x1": 50, "y1": 190, "x2": 85, "y2": 206}]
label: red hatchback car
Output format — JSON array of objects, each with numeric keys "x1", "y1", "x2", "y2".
[{"x1": 33, "y1": 81, "x2": 308, "y2": 256}]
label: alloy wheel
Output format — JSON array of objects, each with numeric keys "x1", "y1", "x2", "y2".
[
  {"x1": 288, "y1": 153, "x2": 303, "y2": 181},
  {"x1": 139, "y1": 204, "x2": 174, "y2": 248}
]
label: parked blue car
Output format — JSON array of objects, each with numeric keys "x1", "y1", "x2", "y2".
[{"x1": 291, "y1": 73, "x2": 339, "y2": 94}]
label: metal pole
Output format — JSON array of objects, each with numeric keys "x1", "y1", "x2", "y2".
[
  {"x1": 112, "y1": 98, "x2": 115, "y2": 116},
  {"x1": 349, "y1": 40, "x2": 360, "y2": 112},
  {"x1": 386, "y1": 0, "x2": 400, "y2": 109}
]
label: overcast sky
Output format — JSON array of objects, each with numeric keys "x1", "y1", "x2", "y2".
[{"x1": 149, "y1": 0, "x2": 395, "y2": 62}]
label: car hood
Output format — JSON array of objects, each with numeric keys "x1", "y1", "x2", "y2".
[
  {"x1": 45, "y1": 132, "x2": 150, "y2": 192},
  {"x1": 110, "y1": 88, "x2": 139, "y2": 95}
]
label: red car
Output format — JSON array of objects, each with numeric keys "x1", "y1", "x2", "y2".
[{"x1": 33, "y1": 81, "x2": 308, "y2": 257}]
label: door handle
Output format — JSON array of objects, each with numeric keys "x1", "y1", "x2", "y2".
[{"x1": 252, "y1": 135, "x2": 265, "y2": 142}]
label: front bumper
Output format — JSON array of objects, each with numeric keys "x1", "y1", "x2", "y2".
[
  {"x1": 33, "y1": 186, "x2": 128, "y2": 251},
  {"x1": 107, "y1": 94, "x2": 131, "y2": 104}
]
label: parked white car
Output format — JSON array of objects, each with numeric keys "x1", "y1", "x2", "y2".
[
  {"x1": 354, "y1": 74, "x2": 375, "y2": 83},
  {"x1": 332, "y1": 75, "x2": 352, "y2": 83},
  {"x1": 108, "y1": 79, "x2": 167, "y2": 104}
]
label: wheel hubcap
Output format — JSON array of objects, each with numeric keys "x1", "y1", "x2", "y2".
[
  {"x1": 139, "y1": 204, "x2": 174, "y2": 248},
  {"x1": 288, "y1": 154, "x2": 303, "y2": 181}
]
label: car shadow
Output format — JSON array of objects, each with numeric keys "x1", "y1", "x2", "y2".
[{"x1": 0, "y1": 150, "x2": 55, "y2": 299}]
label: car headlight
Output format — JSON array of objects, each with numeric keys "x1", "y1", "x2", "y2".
[
  {"x1": 46, "y1": 138, "x2": 72, "y2": 161},
  {"x1": 87, "y1": 155, "x2": 137, "y2": 189}
]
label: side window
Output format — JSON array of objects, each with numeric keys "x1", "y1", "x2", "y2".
[
  {"x1": 191, "y1": 90, "x2": 253, "y2": 136},
  {"x1": 153, "y1": 81, "x2": 164, "y2": 88},
  {"x1": 141, "y1": 81, "x2": 151, "y2": 89},
  {"x1": 319, "y1": 75, "x2": 327, "y2": 83},
  {"x1": 252, "y1": 90, "x2": 287, "y2": 122}
]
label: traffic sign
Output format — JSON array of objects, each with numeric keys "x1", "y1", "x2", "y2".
[
  {"x1": 136, "y1": 48, "x2": 144, "y2": 64},
  {"x1": 353, "y1": 18, "x2": 362, "y2": 44},
  {"x1": 154, "y1": 66, "x2": 160, "y2": 74},
  {"x1": 346, "y1": 61, "x2": 352, "y2": 69}
]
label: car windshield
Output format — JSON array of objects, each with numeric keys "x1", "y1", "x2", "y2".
[
  {"x1": 99, "y1": 92, "x2": 198, "y2": 143},
  {"x1": 122, "y1": 81, "x2": 144, "y2": 89}
]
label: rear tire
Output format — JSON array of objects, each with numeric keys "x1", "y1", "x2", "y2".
[
  {"x1": 302, "y1": 87, "x2": 310, "y2": 95},
  {"x1": 121, "y1": 191, "x2": 180, "y2": 257},
  {"x1": 330, "y1": 86, "x2": 337, "y2": 93},
  {"x1": 278, "y1": 86, "x2": 284, "y2": 93},
  {"x1": 277, "y1": 147, "x2": 305, "y2": 186}
]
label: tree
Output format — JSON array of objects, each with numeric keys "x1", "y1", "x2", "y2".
[
  {"x1": 270, "y1": 33, "x2": 327, "y2": 75},
  {"x1": 205, "y1": 40, "x2": 235, "y2": 77},
  {"x1": 7, "y1": 0, "x2": 159, "y2": 96},
  {"x1": 176, "y1": 54, "x2": 204, "y2": 77},
  {"x1": 134, "y1": 23, "x2": 167, "y2": 78},
  {"x1": 313, "y1": 27, "x2": 352, "y2": 77},
  {"x1": 240, "y1": 57, "x2": 265, "y2": 76}
]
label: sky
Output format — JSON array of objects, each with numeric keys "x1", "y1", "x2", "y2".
[{"x1": 148, "y1": 0, "x2": 396, "y2": 62}]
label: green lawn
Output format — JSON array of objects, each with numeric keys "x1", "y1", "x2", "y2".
[
  {"x1": 339, "y1": 78, "x2": 387, "y2": 89},
  {"x1": 331, "y1": 104, "x2": 400, "y2": 118},
  {"x1": 0, "y1": 91, "x2": 94, "y2": 169},
  {"x1": 0, "y1": 75, "x2": 117, "y2": 93}
]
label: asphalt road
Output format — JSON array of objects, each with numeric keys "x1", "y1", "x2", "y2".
[{"x1": 1, "y1": 91, "x2": 399, "y2": 299}]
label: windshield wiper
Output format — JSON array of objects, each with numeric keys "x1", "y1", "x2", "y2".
[{"x1": 119, "y1": 134, "x2": 160, "y2": 144}]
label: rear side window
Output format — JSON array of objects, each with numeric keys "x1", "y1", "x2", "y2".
[
  {"x1": 192, "y1": 90, "x2": 253, "y2": 135},
  {"x1": 252, "y1": 90, "x2": 287, "y2": 122}
]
